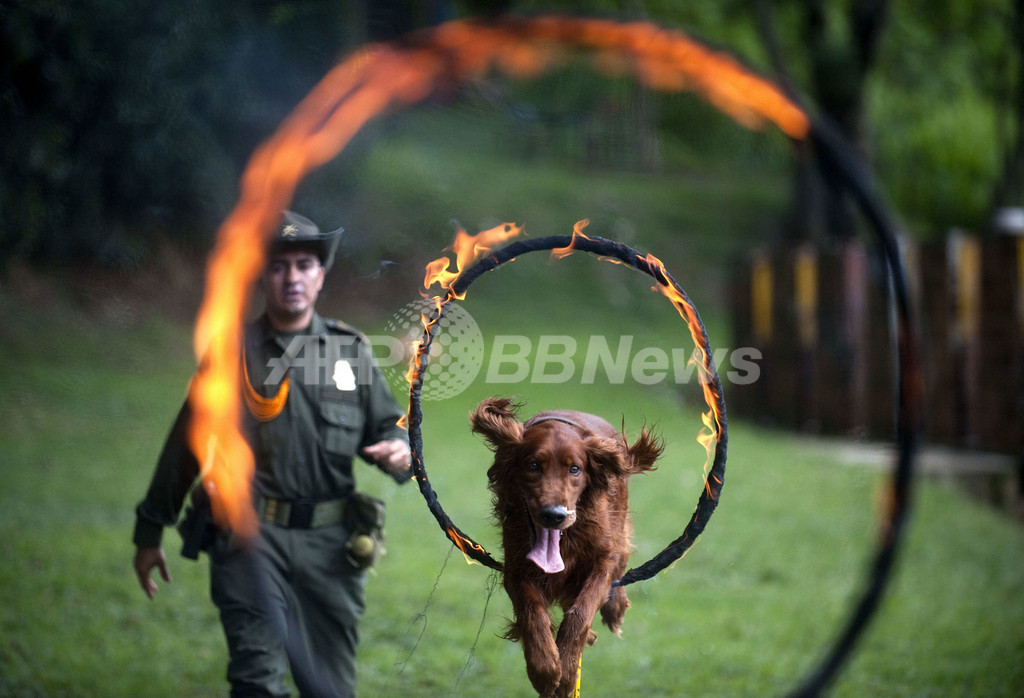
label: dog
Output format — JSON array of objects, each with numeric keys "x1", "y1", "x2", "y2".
[{"x1": 470, "y1": 397, "x2": 662, "y2": 698}]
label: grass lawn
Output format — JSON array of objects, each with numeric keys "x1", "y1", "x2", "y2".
[
  {"x1": 1, "y1": 270, "x2": 1021, "y2": 697},
  {"x1": 1, "y1": 104, "x2": 1021, "y2": 696}
]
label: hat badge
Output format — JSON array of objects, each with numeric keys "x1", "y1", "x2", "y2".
[{"x1": 282, "y1": 223, "x2": 299, "y2": 237}]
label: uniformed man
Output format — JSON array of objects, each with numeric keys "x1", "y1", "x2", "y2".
[{"x1": 132, "y1": 211, "x2": 411, "y2": 697}]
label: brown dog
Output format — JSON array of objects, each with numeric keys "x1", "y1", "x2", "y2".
[{"x1": 470, "y1": 397, "x2": 662, "y2": 697}]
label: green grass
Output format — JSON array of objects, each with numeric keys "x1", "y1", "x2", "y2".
[
  {"x1": 1, "y1": 105, "x2": 1021, "y2": 696},
  {"x1": 1, "y1": 275, "x2": 1022, "y2": 697},
  {"x1": 308, "y1": 102, "x2": 791, "y2": 327}
]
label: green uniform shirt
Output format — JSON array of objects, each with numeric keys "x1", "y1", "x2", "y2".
[{"x1": 133, "y1": 312, "x2": 408, "y2": 548}]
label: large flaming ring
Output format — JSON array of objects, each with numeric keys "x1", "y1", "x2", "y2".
[
  {"x1": 190, "y1": 15, "x2": 923, "y2": 695},
  {"x1": 406, "y1": 233, "x2": 728, "y2": 587}
]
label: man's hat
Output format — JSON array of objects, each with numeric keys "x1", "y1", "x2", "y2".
[{"x1": 270, "y1": 210, "x2": 344, "y2": 271}]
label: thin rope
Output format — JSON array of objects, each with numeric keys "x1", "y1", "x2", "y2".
[
  {"x1": 454, "y1": 571, "x2": 501, "y2": 690},
  {"x1": 392, "y1": 545, "x2": 454, "y2": 676}
]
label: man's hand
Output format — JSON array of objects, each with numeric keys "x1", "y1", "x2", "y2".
[
  {"x1": 362, "y1": 439, "x2": 412, "y2": 478},
  {"x1": 134, "y1": 546, "x2": 171, "y2": 599}
]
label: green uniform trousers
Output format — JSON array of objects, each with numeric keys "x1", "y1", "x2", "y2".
[{"x1": 210, "y1": 522, "x2": 366, "y2": 697}]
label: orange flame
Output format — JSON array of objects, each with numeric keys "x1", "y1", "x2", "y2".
[
  {"x1": 402, "y1": 338, "x2": 425, "y2": 389},
  {"x1": 641, "y1": 252, "x2": 725, "y2": 498},
  {"x1": 446, "y1": 525, "x2": 490, "y2": 565},
  {"x1": 189, "y1": 16, "x2": 803, "y2": 539},
  {"x1": 551, "y1": 219, "x2": 593, "y2": 260},
  {"x1": 549, "y1": 221, "x2": 725, "y2": 499},
  {"x1": 427, "y1": 18, "x2": 809, "y2": 138},
  {"x1": 415, "y1": 224, "x2": 522, "y2": 418},
  {"x1": 424, "y1": 222, "x2": 524, "y2": 298},
  {"x1": 401, "y1": 298, "x2": 449, "y2": 429}
]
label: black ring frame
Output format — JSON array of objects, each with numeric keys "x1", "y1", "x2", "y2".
[{"x1": 406, "y1": 233, "x2": 729, "y2": 587}]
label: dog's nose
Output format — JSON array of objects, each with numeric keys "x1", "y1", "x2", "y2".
[{"x1": 540, "y1": 505, "x2": 568, "y2": 528}]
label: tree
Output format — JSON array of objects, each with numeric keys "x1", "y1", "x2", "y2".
[
  {"x1": 869, "y1": 0, "x2": 1018, "y2": 234},
  {"x1": 507, "y1": 0, "x2": 890, "y2": 241},
  {"x1": 791, "y1": 0, "x2": 890, "y2": 240},
  {"x1": 992, "y1": 0, "x2": 1024, "y2": 215},
  {"x1": 0, "y1": 1, "x2": 357, "y2": 265}
]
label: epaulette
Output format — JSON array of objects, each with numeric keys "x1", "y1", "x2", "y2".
[{"x1": 324, "y1": 318, "x2": 368, "y2": 344}]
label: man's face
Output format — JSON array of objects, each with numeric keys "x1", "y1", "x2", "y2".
[{"x1": 262, "y1": 249, "x2": 325, "y2": 323}]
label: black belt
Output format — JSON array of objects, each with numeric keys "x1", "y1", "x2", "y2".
[{"x1": 256, "y1": 496, "x2": 347, "y2": 529}]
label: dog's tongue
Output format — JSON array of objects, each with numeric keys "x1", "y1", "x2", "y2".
[{"x1": 528, "y1": 525, "x2": 564, "y2": 574}]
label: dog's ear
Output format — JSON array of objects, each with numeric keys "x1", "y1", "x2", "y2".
[
  {"x1": 469, "y1": 397, "x2": 524, "y2": 451},
  {"x1": 583, "y1": 435, "x2": 630, "y2": 491},
  {"x1": 627, "y1": 427, "x2": 663, "y2": 474}
]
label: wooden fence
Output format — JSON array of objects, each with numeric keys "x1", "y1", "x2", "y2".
[{"x1": 728, "y1": 233, "x2": 1024, "y2": 455}]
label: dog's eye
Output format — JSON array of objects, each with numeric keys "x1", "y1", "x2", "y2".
[
  {"x1": 568, "y1": 464, "x2": 581, "y2": 475},
  {"x1": 526, "y1": 461, "x2": 540, "y2": 472}
]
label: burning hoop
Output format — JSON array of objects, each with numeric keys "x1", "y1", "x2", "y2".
[
  {"x1": 406, "y1": 226, "x2": 728, "y2": 586},
  {"x1": 186, "y1": 13, "x2": 923, "y2": 696}
]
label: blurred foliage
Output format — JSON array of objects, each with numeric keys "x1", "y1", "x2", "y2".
[
  {"x1": 0, "y1": 0, "x2": 1020, "y2": 264},
  {"x1": 517, "y1": 0, "x2": 1022, "y2": 237},
  {"x1": 871, "y1": 83, "x2": 1001, "y2": 235},
  {"x1": 870, "y1": 0, "x2": 1021, "y2": 234},
  {"x1": 0, "y1": 0, "x2": 358, "y2": 264}
]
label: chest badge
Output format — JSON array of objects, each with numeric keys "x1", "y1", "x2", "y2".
[{"x1": 333, "y1": 359, "x2": 357, "y2": 391}]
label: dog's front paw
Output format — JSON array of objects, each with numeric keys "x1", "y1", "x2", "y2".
[
  {"x1": 552, "y1": 661, "x2": 582, "y2": 698},
  {"x1": 600, "y1": 586, "x2": 630, "y2": 636},
  {"x1": 525, "y1": 649, "x2": 561, "y2": 697}
]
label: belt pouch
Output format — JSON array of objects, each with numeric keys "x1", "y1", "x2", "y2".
[{"x1": 343, "y1": 492, "x2": 386, "y2": 569}]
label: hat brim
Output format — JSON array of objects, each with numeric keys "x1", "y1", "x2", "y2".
[{"x1": 270, "y1": 225, "x2": 344, "y2": 270}]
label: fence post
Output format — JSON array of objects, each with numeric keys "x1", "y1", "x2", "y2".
[
  {"x1": 814, "y1": 240, "x2": 868, "y2": 436},
  {"x1": 728, "y1": 253, "x2": 757, "y2": 416},
  {"x1": 793, "y1": 244, "x2": 819, "y2": 430},
  {"x1": 767, "y1": 245, "x2": 809, "y2": 429},
  {"x1": 975, "y1": 234, "x2": 1024, "y2": 453}
]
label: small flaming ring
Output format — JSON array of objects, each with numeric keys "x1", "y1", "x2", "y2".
[{"x1": 406, "y1": 233, "x2": 728, "y2": 586}]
